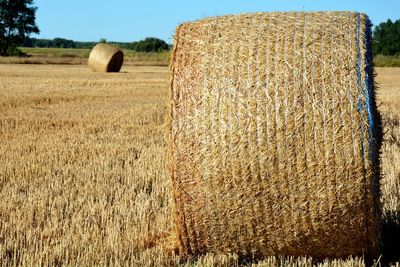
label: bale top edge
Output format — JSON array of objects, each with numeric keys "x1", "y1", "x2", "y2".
[{"x1": 175, "y1": 11, "x2": 369, "y2": 29}]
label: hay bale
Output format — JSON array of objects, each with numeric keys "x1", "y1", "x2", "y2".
[
  {"x1": 88, "y1": 43, "x2": 124, "y2": 72},
  {"x1": 168, "y1": 12, "x2": 382, "y2": 259}
]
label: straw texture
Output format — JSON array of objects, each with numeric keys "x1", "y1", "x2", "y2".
[
  {"x1": 168, "y1": 12, "x2": 382, "y2": 259},
  {"x1": 88, "y1": 43, "x2": 124, "y2": 72}
]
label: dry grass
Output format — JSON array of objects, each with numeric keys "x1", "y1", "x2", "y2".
[{"x1": 0, "y1": 64, "x2": 398, "y2": 266}]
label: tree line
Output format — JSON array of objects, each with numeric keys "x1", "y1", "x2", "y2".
[
  {"x1": 373, "y1": 19, "x2": 400, "y2": 56},
  {"x1": 23, "y1": 37, "x2": 172, "y2": 52},
  {"x1": 1, "y1": 0, "x2": 399, "y2": 56},
  {"x1": 1, "y1": 0, "x2": 170, "y2": 55}
]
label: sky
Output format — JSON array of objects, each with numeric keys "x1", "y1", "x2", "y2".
[{"x1": 34, "y1": 0, "x2": 400, "y2": 44}]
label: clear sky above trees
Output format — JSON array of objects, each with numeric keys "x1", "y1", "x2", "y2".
[{"x1": 34, "y1": 0, "x2": 399, "y2": 43}]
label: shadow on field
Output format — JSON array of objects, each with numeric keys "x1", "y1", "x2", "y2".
[{"x1": 381, "y1": 211, "x2": 400, "y2": 265}]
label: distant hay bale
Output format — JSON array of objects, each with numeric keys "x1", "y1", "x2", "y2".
[
  {"x1": 88, "y1": 43, "x2": 124, "y2": 72},
  {"x1": 168, "y1": 12, "x2": 382, "y2": 260}
]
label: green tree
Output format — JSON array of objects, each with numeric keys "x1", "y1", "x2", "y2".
[
  {"x1": 373, "y1": 19, "x2": 400, "y2": 56},
  {"x1": 52, "y1": 37, "x2": 75, "y2": 48},
  {"x1": 130, "y1": 37, "x2": 170, "y2": 52},
  {"x1": 0, "y1": 0, "x2": 39, "y2": 56}
]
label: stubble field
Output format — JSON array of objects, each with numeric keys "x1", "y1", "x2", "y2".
[{"x1": 0, "y1": 64, "x2": 399, "y2": 266}]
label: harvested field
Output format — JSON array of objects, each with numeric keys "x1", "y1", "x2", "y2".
[{"x1": 0, "y1": 64, "x2": 399, "y2": 266}]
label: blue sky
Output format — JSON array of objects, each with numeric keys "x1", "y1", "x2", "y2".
[{"x1": 34, "y1": 0, "x2": 400, "y2": 43}]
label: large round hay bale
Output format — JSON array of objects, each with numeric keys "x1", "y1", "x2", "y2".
[
  {"x1": 168, "y1": 12, "x2": 382, "y2": 259},
  {"x1": 88, "y1": 43, "x2": 124, "y2": 72}
]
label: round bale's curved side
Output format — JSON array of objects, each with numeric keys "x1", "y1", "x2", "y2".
[
  {"x1": 88, "y1": 44, "x2": 124, "y2": 73},
  {"x1": 168, "y1": 11, "x2": 383, "y2": 260}
]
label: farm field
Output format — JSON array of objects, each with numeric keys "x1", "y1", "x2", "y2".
[
  {"x1": 0, "y1": 48, "x2": 399, "y2": 67},
  {"x1": 0, "y1": 48, "x2": 170, "y2": 66},
  {"x1": 0, "y1": 64, "x2": 399, "y2": 266}
]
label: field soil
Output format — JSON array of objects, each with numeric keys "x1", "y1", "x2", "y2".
[{"x1": 0, "y1": 65, "x2": 399, "y2": 266}]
